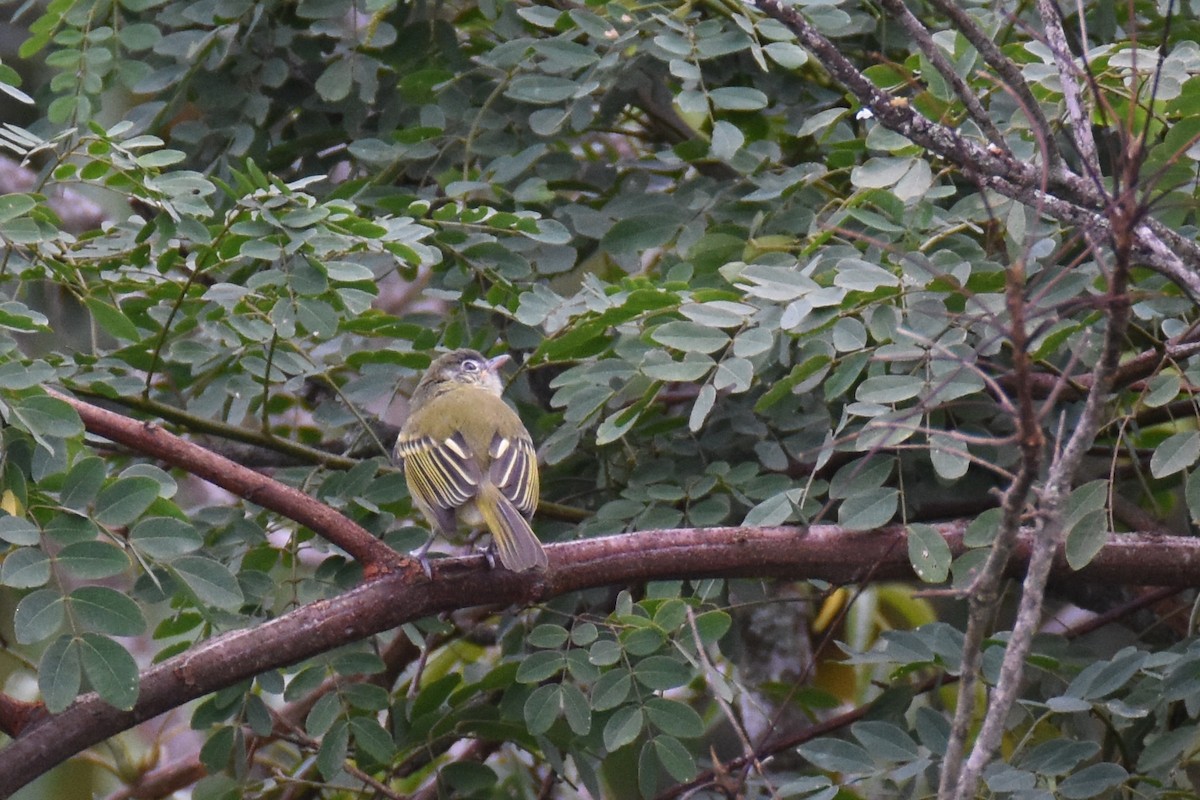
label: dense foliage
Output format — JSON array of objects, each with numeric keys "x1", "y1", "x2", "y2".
[{"x1": 1, "y1": 0, "x2": 1200, "y2": 797}]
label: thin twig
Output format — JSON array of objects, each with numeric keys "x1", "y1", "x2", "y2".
[{"x1": 877, "y1": 0, "x2": 1008, "y2": 150}]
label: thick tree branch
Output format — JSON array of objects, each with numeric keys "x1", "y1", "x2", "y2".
[{"x1": 3, "y1": 524, "x2": 1200, "y2": 797}]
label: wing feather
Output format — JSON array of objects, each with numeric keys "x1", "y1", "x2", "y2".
[
  {"x1": 396, "y1": 431, "x2": 481, "y2": 516},
  {"x1": 488, "y1": 434, "x2": 539, "y2": 517}
]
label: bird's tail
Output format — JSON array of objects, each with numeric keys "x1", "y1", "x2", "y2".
[{"x1": 477, "y1": 483, "x2": 548, "y2": 572}]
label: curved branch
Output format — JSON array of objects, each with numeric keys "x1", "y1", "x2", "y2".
[
  {"x1": 3, "y1": 524, "x2": 1200, "y2": 796},
  {"x1": 46, "y1": 388, "x2": 405, "y2": 573}
]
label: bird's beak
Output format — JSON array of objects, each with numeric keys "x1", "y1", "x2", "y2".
[{"x1": 486, "y1": 354, "x2": 511, "y2": 374}]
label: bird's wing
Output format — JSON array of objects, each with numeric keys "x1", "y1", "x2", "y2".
[
  {"x1": 395, "y1": 431, "x2": 483, "y2": 523},
  {"x1": 487, "y1": 433, "x2": 539, "y2": 518}
]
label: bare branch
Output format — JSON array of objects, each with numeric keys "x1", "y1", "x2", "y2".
[
  {"x1": 1035, "y1": 0, "x2": 1102, "y2": 179},
  {"x1": 923, "y1": 0, "x2": 1062, "y2": 167},
  {"x1": 5, "y1": 523, "x2": 1200, "y2": 797},
  {"x1": 952, "y1": 132, "x2": 1138, "y2": 800},
  {"x1": 755, "y1": 0, "x2": 1200, "y2": 304},
  {"x1": 877, "y1": 0, "x2": 1008, "y2": 150}
]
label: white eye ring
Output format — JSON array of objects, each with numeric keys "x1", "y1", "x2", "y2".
[{"x1": 463, "y1": 360, "x2": 480, "y2": 372}]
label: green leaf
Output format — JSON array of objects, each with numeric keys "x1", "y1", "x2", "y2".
[
  {"x1": 0, "y1": 193, "x2": 36, "y2": 223},
  {"x1": 603, "y1": 705, "x2": 643, "y2": 752},
  {"x1": 120, "y1": 467, "x2": 178, "y2": 497},
  {"x1": 561, "y1": 683, "x2": 591, "y2": 735},
  {"x1": 56, "y1": 540, "x2": 130, "y2": 579},
  {"x1": 755, "y1": 355, "x2": 831, "y2": 412},
  {"x1": 130, "y1": 517, "x2": 203, "y2": 559},
  {"x1": 1150, "y1": 431, "x2": 1200, "y2": 478},
  {"x1": 78, "y1": 633, "x2": 139, "y2": 710},
  {"x1": 349, "y1": 716, "x2": 396, "y2": 763},
  {"x1": 39, "y1": 635, "x2": 82, "y2": 713},
  {"x1": 907, "y1": 524, "x2": 951, "y2": 583},
  {"x1": 1137, "y1": 725, "x2": 1198, "y2": 772},
  {"x1": 306, "y1": 692, "x2": 342, "y2": 737},
  {"x1": 528, "y1": 623, "x2": 570, "y2": 649},
  {"x1": 1064, "y1": 511, "x2": 1108, "y2": 571},
  {"x1": 650, "y1": 734, "x2": 696, "y2": 781},
  {"x1": 799, "y1": 737, "x2": 873, "y2": 773},
  {"x1": 505, "y1": 75, "x2": 579, "y2": 104},
  {"x1": 838, "y1": 487, "x2": 897, "y2": 531},
  {"x1": 0, "y1": 359, "x2": 55, "y2": 389},
  {"x1": 0, "y1": 301, "x2": 50, "y2": 332},
  {"x1": 929, "y1": 432, "x2": 969, "y2": 480},
  {"x1": 710, "y1": 120, "x2": 744, "y2": 160},
  {"x1": 316, "y1": 719, "x2": 350, "y2": 780},
  {"x1": 679, "y1": 301, "x2": 755, "y2": 329},
  {"x1": 964, "y1": 507, "x2": 1002, "y2": 547},
  {"x1": 689, "y1": 384, "x2": 717, "y2": 432},
  {"x1": 85, "y1": 297, "x2": 141, "y2": 341},
  {"x1": 1058, "y1": 762, "x2": 1127, "y2": 799},
  {"x1": 763, "y1": 41, "x2": 809, "y2": 69},
  {"x1": 70, "y1": 586, "x2": 147, "y2": 636},
  {"x1": 856, "y1": 374, "x2": 922, "y2": 403},
  {"x1": 1189, "y1": 468, "x2": 1200, "y2": 526},
  {"x1": 712, "y1": 357, "x2": 753, "y2": 393},
  {"x1": 600, "y1": 214, "x2": 679, "y2": 255},
  {"x1": 708, "y1": 86, "x2": 768, "y2": 110},
  {"x1": 850, "y1": 721, "x2": 919, "y2": 762},
  {"x1": 170, "y1": 556, "x2": 245, "y2": 610},
  {"x1": 1143, "y1": 372, "x2": 1181, "y2": 408},
  {"x1": 1, "y1": 546, "x2": 51, "y2": 587},
  {"x1": 14, "y1": 588, "x2": 66, "y2": 643},
  {"x1": 341, "y1": 683, "x2": 388, "y2": 711},
  {"x1": 632, "y1": 655, "x2": 691, "y2": 690},
  {"x1": 651, "y1": 321, "x2": 730, "y2": 354},
  {"x1": 641, "y1": 354, "x2": 714, "y2": 382},
  {"x1": 315, "y1": 60, "x2": 352, "y2": 101},
  {"x1": 199, "y1": 726, "x2": 236, "y2": 774},
  {"x1": 0, "y1": 516, "x2": 40, "y2": 545},
  {"x1": 645, "y1": 697, "x2": 703, "y2": 738},
  {"x1": 694, "y1": 610, "x2": 731, "y2": 643},
  {"x1": 1017, "y1": 738, "x2": 1099, "y2": 777},
  {"x1": 9, "y1": 396, "x2": 84, "y2": 444},
  {"x1": 94, "y1": 477, "x2": 162, "y2": 526},
  {"x1": 591, "y1": 670, "x2": 632, "y2": 710},
  {"x1": 743, "y1": 490, "x2": 798, "y2": 526},
  {"x1": 62, "y1": 456, "x2": 106, "y2": 510},
  {"x1": 524, "y1": 684, "x2": 560, "y2": 735},
  {"x1": 515, "y1": 650, "x2": 565, "y2": 683}
]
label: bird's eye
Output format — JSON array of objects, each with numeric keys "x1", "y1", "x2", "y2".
[{"x1": 463, "y1": 360, "x2": 480, "y2": 372}]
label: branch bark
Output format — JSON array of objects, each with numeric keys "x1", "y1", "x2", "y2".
[{"x1": 3, "y1": 523, "x2": 1200, "y2": 797}]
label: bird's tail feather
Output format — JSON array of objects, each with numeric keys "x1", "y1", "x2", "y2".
[{"x1": 477, "y1": 484, "x2": 548, "y2": 572}]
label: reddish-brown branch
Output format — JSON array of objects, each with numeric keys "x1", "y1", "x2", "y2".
[
  {"x1": 0, "y1": 695, "x2": 43, "y2": 739},
  {"x1": 4, "y1": 524, "x2": 1200, "y2": 796},
  {"x1": 47, "y1": 389, "x2": 405, "y2": 574}
]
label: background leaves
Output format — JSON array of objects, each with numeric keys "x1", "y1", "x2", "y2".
[{"x1": 1, "y1": 0, "x2": 1200, "y2": 797}]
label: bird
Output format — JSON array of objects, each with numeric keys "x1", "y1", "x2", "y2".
[{"x1": 394, "y1": 349, "x2": 548, "y2": 572}]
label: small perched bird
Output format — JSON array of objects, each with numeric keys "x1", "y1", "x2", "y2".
[{"x1": 394, "y1": 349, "x2": 548, "y2": 572}]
